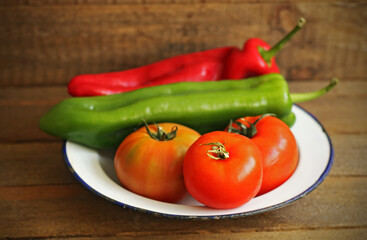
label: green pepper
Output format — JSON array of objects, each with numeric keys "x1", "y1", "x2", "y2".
[
  {"x1": 39, "y1": 74, "x2": 337, "y2": 149},
  {"x1": 278, "y1": 112, "x2": 295, "y2": 127}
]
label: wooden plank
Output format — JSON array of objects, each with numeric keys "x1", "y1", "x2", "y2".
[
  {"x1": 1, "y1": 0, "x2": 363, "y2": 7},
  {"x1": 42, "y1": 229, "x2": 367, "y2": 240},
  {"x1": 288, "y1": 79, "x2": 367, "y2": 134},
  {"x1": 294, "y1": 81, "x2": 367, "y2": 135},
  {"x1": 0, "y1": 103, "x2": 59, "y2": 143},
  {"x1": 330, "y1": 134, "x2": 367, "y2": 177},
  {"x1": 0, "y1": 86, "x2": 69, "y2": 105},
  {"x1": 0, "y1": 176, "x2": 366, "y2": 238},
  {"x1": 0, "y1": 2, "x2": 365, "y2": 87},
  {"x1": 0, "y1": 142, "x2": 74, "y2": 186}
]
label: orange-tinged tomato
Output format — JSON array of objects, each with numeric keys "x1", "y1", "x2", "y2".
[
  {"x1": 227, "y1": 115, "x2": 299, "y2": 195},
  {"x1": 114, "y1": 123, "x2": 201, "y2": 203}
]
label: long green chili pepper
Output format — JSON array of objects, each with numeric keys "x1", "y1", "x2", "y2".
[{"x1": 39, "y1": 73, "x2": 337, "y2": 149}]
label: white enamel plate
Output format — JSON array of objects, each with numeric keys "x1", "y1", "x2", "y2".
[{"x1": 63, "y1": 105, "x2": 334, "y2": 219}]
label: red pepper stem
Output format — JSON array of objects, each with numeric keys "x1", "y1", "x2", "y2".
[
  {"x1": 259, "y1": 18, "x2": 306, "y2": 65},
  {"x1": 290, "y1": 78, "x2": 339, "y2": 103}
]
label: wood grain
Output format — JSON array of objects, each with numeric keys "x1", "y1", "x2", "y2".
[
  {"x1": 0, "y1": 80, "x2": 366, "y2": 238},
  {"x1": 2, "y1": 0, "x2": 364, "y2": 6},
  {"x1": 0, "y1": 1, "x2": 366, "y2": 87},
  {"x1": 38, "y1": 229, "x2": 367, "y2": 240},
  {"x1": 0, "y1": 83, "x2": 366, "y2": 239},
  {"x1": 0, "y1": 1, "x2": 366, "y2": 238},
  {"x1": 0, "y1": 177, "x2": 366, "y2": 238},
  {"x1": 0, "y1": 143, "x2": 73, "y2": 186}
]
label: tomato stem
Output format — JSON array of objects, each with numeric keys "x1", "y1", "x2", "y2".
[
  {"x1": 144, "y1": 121, "x2": 178, "y2": 141},
  {"x1": 202, "y1": 142, "x2": 229, "y2": 160},
  {"x1": 227, "y1": 114, "x2": 275, "y2": 138}
]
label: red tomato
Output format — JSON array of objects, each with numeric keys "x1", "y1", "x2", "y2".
[
  {"x1": 183, "y1": 131, "x2": 263, "y2": 209},
  {"x1": 114, "y1": 123, "x2": 201, "y2": 203},
  {"x1": 227, "y1": 115, "x2": 299, "y2": 195}
]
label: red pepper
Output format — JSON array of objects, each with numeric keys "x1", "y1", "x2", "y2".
[
  {"x1": 223, "y1": 18, "x2": 306, "y2": 79},
  {"x1": 68, "y1": 18, "x2": 305, "y2": 96},
  {"x1": 68, "y1": 47, "x2": 232, "y2": 96}
]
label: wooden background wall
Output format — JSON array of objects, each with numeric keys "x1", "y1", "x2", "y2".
[
  {"x1": 1, "y1": 1, "x2": 367, "y2": 239},
  {"x1": 0, "y1": 0, "x2": 366, "y2": 88}
]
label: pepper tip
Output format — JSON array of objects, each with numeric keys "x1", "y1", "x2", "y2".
[
  {"x1": 298, "y1": 18, "x2": 306, "y2": 27},
  {"x1": 331, "y1": 77, "x2": 339, "y2": 86}
]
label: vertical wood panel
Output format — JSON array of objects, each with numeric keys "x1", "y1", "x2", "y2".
[{"x1": 0, "y1": 1, "x2": 366, "y2": 87}]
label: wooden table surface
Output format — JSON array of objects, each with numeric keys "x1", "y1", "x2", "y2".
[
  {"x1": 1, "y1": 1, "x2": 366, "y2": 239},
  {"x1": 1, "y1": 80, "x2": 366, "y2": 240}
]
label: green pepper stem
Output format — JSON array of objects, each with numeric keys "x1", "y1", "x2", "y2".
[
  {"x1": 259, "y1": 18, "x2": 306, "y2": 66},
  {"x1": 290, "y1": 78, "x2": 339, "y2": 103}
]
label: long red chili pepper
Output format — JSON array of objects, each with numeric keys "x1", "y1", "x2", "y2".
[
  {"x1": 68, "y1": 47, "x2": 232, "y2": 96},
  {"x1": 68, "y1": 18, "x2": 306, "y2": 96}
]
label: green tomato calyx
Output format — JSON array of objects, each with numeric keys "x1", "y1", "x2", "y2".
[
  {"x1": 144, "y1": 121, "x2": 178, "y2": 141},
  {"x1": 227, "y1": 114, "x2": 275, "y2": 138}
]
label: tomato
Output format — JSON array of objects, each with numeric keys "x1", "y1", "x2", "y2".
[
  {"x1": 227, "y1": 115, "x2": 299, "y2": 195},
  {"x1": 183, "y1": 131, "x2": 263, "y2": 209},
  {"x1": 114, "y1": 122, "x2": 201, "y2": 203}
]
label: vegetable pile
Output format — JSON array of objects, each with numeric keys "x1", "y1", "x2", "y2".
[{"x1": 39, "y1": 18, "x2": 338, "y2": 209}]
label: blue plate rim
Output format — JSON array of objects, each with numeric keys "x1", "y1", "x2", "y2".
[{"x1": 62, "y1": 104, "x2": 334, "y2": 220}]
